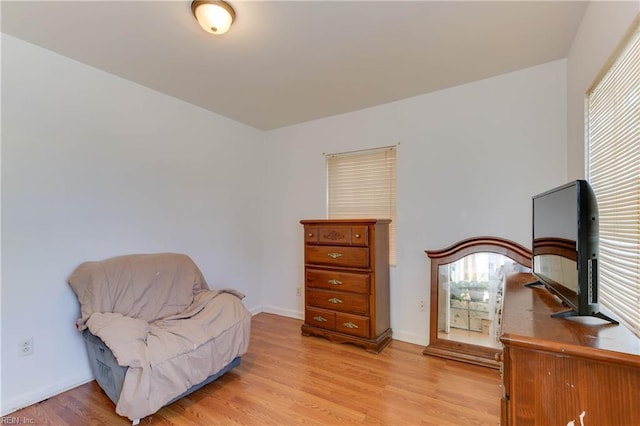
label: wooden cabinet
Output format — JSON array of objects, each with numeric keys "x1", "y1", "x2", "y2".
[
  {"x1": 300, "y1": 219, "x2": 392, "y2": 353},
  {"x1": 500, "y1": 273, "x2": 640, "y2": 425}
]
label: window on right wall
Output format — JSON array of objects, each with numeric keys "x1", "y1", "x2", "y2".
[{"x1": 586, "y1": 20, "x2": 639, "y2": 337}]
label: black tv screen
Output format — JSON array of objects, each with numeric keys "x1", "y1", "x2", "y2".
[{"x1": 532, "y1": 180, "x2": 601, "y2": 317}]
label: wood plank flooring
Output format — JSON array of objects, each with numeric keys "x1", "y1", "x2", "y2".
[{"x1": 9, "y1": 313, "x2": 501, "y2": 425}]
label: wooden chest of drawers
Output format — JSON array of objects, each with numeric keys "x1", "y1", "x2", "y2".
[{"x1": 300, "y1": 219, "x2": 392, "y2": 353}]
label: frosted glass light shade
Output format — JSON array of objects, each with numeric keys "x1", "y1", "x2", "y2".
[{"x1": 192, "y1": 1, "x2": 235, "y2": 35}]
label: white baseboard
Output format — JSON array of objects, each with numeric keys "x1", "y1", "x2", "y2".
[
  {"x1": 260, "y1": 305, "x2": 304, "y2": 320},
  {"x1": 1, "y1": 371, "x2": 94, "y2": 417},
  {"x1": 390, "y1": 329, "x2": 428, "y2": 346},
  {"x1": 248, "y1": 305, "x2": 264, "y2": 316}
]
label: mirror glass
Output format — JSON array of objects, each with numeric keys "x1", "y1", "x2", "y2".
[{"x1": 436, "y1": 253, "x2": 530, "y2": 350}]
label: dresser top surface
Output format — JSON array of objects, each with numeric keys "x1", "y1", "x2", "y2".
[
  {"x1": 501, "y1": 273, "x2": 640, "y2": 364},
  {"x1": 300, "y1": 219, "x2": 391, "y2": 225}
]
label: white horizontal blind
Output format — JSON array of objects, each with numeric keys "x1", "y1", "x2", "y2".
[
  {"x1": 587, "y1": 24, "x2": 640, "y2": 337},
  {"x1": 327, "y1": 146, "x2": 397, "y2": 265}
]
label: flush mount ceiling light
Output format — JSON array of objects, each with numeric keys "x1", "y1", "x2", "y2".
[{"x1": 191, "y1": 0, "x2": 235, "y2": 35}]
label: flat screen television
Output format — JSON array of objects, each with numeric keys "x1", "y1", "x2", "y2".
[{"x1": 531, "y1": 180, "x2": 617, "y2": 323}]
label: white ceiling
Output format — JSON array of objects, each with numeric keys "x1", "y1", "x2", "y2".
[{"x1": 1, "y1": 1, "x2": 588, "y2": 130}]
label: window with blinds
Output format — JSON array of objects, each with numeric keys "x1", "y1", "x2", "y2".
[
  {"x1": 586, "y1": 22, "x2": 639, "y2": 337},
  {"x1": 327, "y1": 146, "x2": 397, "y2": 265}
]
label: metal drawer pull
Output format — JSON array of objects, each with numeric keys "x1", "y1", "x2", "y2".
[
  {"x1": 313, "y1": 316, "x2": 327, "y2": 322},
  {"x1": 328, "y1": 279, "x2": 343, "y2": 285},
  {"x1": 328, "y1": 297, "x2": 343, "y2": 304},
  {"x1": 327, "y1": 252, "x2": 342, "y2": 259},
  {"x1": 343, "y1": 322, "x2": 359, "y2": 329},
  {"x1": 308, "y1": 233, "x2": 313, "y2": 237},
  {"x1": 355, "y1": 234, "x2": 361, "y2": 238}
]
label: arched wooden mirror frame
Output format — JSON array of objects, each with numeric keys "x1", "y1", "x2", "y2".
[{"x1": 424, "y1": 237, "x2": 531, "y2": 368}]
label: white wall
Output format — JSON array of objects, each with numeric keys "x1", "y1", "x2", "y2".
[
  {"x1": 566, "y1": 1, "x2": 639, "y2": 180},
  {"x1": 2, "y1": 30, "x2": 573, "y2": 416},
  {"x1": 261, "y1": 60, "x2": 567, "y2": 344},
  {"x1": 1, "y1": 35, "x2": 266, "y2": 414}
]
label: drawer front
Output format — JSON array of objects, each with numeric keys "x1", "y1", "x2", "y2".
[
  {"x1": 306, "y1": 269, "x2": 370, "y2": 294},
  {"x1": 317, "y1": 226, "x2": 351, "y2": 245},
  {"x1": 335, "y1": 313, "x2": 370, "y2": 338},
  {"x1": 349, "y1": 226, "x2": 368, "y2": 247},
  {"x1": 307, "y1": 289, "x2": 369, "y2": 315},
  {"x1": 305, "y1": 307, "x2": 336, "y2": 330},
  {"x1": 304, "y1": 226, "x2": 319, "y2": 244},
  {"x1": 450, "y1": 308, "x2": 469, "y2": 329},
  {"x1": 315, "y1": 225, "x2": 369, "y2": 246},
  {"x1": 305, "y1": 246, "x2": 369, "y2": 268}
]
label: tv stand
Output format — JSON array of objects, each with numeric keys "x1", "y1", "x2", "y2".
[
  {"x1": 523, "y1": 280, "x2": 543, "y2": 288},
  {"x1": 523, "y1": 280, "x2": 619, "y2": 324},
  {"x1": 551, "y1": 308, "x2": 619, "y2": 324},
  {"x1": 499, "y1": 273, "x2": 640, "y2": 425}
]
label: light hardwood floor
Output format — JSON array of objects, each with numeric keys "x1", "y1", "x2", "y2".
[{"x1": 9, "y1": 313, "x2": 501, "y2": 425}]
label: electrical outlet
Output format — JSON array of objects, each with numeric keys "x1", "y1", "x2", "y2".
[
  {"x1": 296, "y1": 287, "x2": 302, "y2": 297},
  {"x1": 419, "y1": 300, "x2": 426, "y2": 312},
  {"x1": 18, "y1": 337, "x2": 34, "y2": 357}
]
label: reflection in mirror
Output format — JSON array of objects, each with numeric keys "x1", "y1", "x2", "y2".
[
  {"x1": 437, "y1": 253, "x2": 530, "y2": 350},
  {"x1": 533, "y1": 237, "x2": 578, "y2": 293}
]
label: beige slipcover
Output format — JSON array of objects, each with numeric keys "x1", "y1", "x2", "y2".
[{"x1": 68, "y1": 253, "x2": 251, "y2": 421}]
